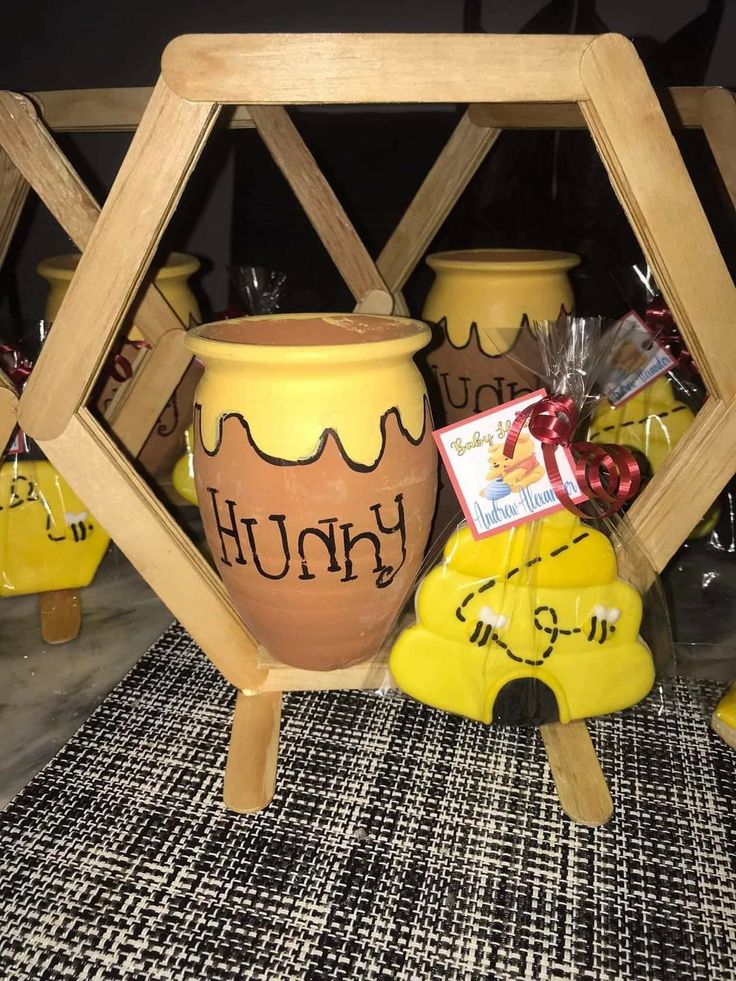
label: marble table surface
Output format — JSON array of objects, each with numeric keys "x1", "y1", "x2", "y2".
[{"x1": 0, "y1": 546, "x2": 174, "y2": 808}]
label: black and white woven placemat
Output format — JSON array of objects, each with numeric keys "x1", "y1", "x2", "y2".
[{"x1": 0, "y1": 623, "x2": 734, "y2": 981}]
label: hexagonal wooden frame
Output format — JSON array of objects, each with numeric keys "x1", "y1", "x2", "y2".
[
  {"x1": 0, "y1": 90, "x2": 200, "y2": 459},
  {"x1": 14, "y1": 33, "x2": 736, "y2": 825}
]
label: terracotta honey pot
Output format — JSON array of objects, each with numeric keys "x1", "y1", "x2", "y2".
[
  {"x1": 422, "y1": 249, "x2": 579, "y2": 425},
  {"x1": 186, "y1": 313, "x2": 438, "y2": 670},
  {"x1": 38, "y1": 252, "x2": 203, "y2": 481}
]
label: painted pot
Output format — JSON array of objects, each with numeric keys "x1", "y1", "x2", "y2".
[
  {"x1": 422, "y1": 249, "x2": 580, "y2": 425},
  {"x1": 37, "y1": 252, "x2": 203, "y2": 479},
  {"x1": 186, "y1": 314, "x2": 438, "y2": 671},
  {"x1": 0, "y1": 459, "x2": 109, "y2": 596}
]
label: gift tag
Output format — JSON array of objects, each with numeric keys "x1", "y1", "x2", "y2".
[
  {"x1": 601, "y1": 311, "x2": 677, "y2": 407},
  {"x1": 434, "y1": 389, "x2": 586, "y2": 540}
]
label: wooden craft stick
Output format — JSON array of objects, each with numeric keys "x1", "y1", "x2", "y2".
[
  {"x1": 467, "y1": 86, "x2": 708, "y2": 130},
  {"x1": 700, "y1": 87, "x2": 736, "y2": 211},
  {"x1": 161, "y1": 34, "x2": 594, "y2": 105},
  {"x1": 579, "y1": 35, "x2": 736, "y2": 400},
  {"x1": 0, "y1": 91, "x2": 190, "y2": 348},
  {"x1": 0, "y1": 90, "x2": 199, "y2": 464},
  {"x1": 17, "y1": 78, "x2": 218, "y2": 441},
  {"x1": 378, "y1": 112, "x2": 500, "y2": 292},
  {"x1": 0, "y1": 149, "x2": 29, "y2": 268},
  {"x1": 248, "y1": 104, "x2": 390, "y2": 304},
  {"x1": 39, "y1": 588, "x2": 82, "y2": 644},
  {"x1": 30, "y1": 86, "x2": 254, "y2": 133},
  {"x1": 353, "y1": 289, "x2": 394, "y2": 315},
  {"x1": 105, "y1": 329, "x2": 192, "y2": 457},
  {"x1": 540, "y1": 721, "x2": 613, "y2": 826},
  {"x1": 223, "y1": 691, "x2": 281, "y2": 813},
  {"x1": 256, "y1": 646, "x2": 393, "y2": 693}
]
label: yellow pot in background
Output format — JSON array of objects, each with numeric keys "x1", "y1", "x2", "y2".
[
  {"x1": 38, "y1": 251, "x2": 201, "y2": 332},
  {"x1": 422, "y1": 249, "x2": 579, "y2": 425},
  {"x1": 37, "y1": 252, "x2": 203, "y2": 480},
  {"x1": 0, "y1": 459, "x2": 109, "y2": 597}
]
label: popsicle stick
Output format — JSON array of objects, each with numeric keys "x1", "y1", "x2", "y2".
[
  {"x1": 161, "y1": 33, "x2": 594, "y2": 105},
  {"x1": 466, "y1": 86, "x2": 708, "y2": 130},
  {"x1": 256, "y1": 645, "x2": 394, "y2": 692},
  {"x1": 39, "y1": 588, "x2": 82, "y2": 644},
  {"x1": 248, "y1": 104, "x2": 390, "y2": 304},
  {"x1": 378, "y1": 111, "x2": 500, "y2": 292},
  {"x1": 700, "y1": 87, "x2": 736, "y2": 212},
  {"x1": 579, "y1": 34, "x2": 736, "y2": 401},
  {"x1": 105, "y1": 328, "x2": 192, "y2": 457},
  {"x1": 18, "y1": 78, "x2": 219, "y2": 440},
  {"x1": 30, "y1": 86, "x2": 254, "y2": 133},
  {"x1": 0, "y1": 149, "x2": 29, "y2": 268},
  {"x1": 224, "y1": 690, "x2": 281, "y2": 813},
  {"x1": 0, "y1": 90, "x2": 192, "y2": 350},
  {"x1": 540, "y1": 721, "x2": 613, "y2": 827},
  {"x1": 353, "y1": 289, "x2": 394, "y2": 315}
]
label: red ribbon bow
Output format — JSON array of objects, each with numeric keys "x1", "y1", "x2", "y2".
[
  {"x1": 503, "y1": 394, "x2": 640, "y2": 518},
  {"x1": 0, "y1": 343, "x2": 33, "y2": 388},
  {"x1": 0, "y1": 343, "x2": 34, "y2": 457},
  {"x1": 645, "y1": 297, "x2": 697, "y2": 378}
]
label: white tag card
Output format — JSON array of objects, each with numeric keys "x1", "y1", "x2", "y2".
[
  {"x1": 433, "y1": 389, "x2": 586, "y2": 540},
  {"x1": 602, "y1": 311, "x2": 677, "y2": 407}
]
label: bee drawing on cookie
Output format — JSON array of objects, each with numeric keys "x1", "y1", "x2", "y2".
[{"x1": 480, "y1": 431, "x2": 545, "y2": 500}]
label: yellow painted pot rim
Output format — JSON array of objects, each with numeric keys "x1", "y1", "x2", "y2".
[
  {"x1": 186, "y1": 313, "x2": 431, "y2": 365},
  {"x1": 37, "y1": 251, "x2": 201, "y2": 281},
  {"x1": 426, "y1": 248, "x2": 581, "y2": 273}
]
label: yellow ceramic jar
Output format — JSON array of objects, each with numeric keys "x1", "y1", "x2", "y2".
[
  {"x1": 38, "y1": 252, "x2": 201, "y2": 333},
  {"x1": 37, "y1": 252, "x2": 202, "y2": 479},
  {"x1": 422, "y1": 249, "x2": 579, "y2": 425}
]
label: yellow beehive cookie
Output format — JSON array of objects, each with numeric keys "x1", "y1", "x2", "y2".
[
  {"x1": 588, "y1": 375, "x2": 693, "y2": 472},
  {"x1": 588, "y1": 376, "x2": 717, "y2": 536},
  {"x1": 389, "y1": 511, "x2": 654, "y2": 724},
  {"x1": 712, "y1": 683, "x2": 736, "y2": 749},
  {"x1": 0, "y1": 460, "x2": 109, "y2": 596}
]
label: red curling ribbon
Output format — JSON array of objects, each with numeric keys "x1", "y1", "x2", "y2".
[
  {"x1": 0, "y1": 343, "x2": 34, "y2": 456},
  {"x1": 644, "y1": 296, "x2": 698, "y2": 378},
  {"x1": 504, "y1": 394, "x2": 641, "y2": 518},
  {"x1": 0, "y1": 343, "x2": 33, "y2": 388}
]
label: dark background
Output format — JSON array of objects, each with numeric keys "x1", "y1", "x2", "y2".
[{"x1": 1, "y1": 0, "x2": 735, "y2": 321}]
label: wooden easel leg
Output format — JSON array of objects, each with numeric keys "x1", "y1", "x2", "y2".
[
  {"x1": 223, "y1": 690, "x2": 282, "y2": 814},
  {"x1": 540, "y1": 720, "x2": 613, "y2": 827},
  {"x1": 39, "y1": 588, "x2": 82, "y2": 644}
]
